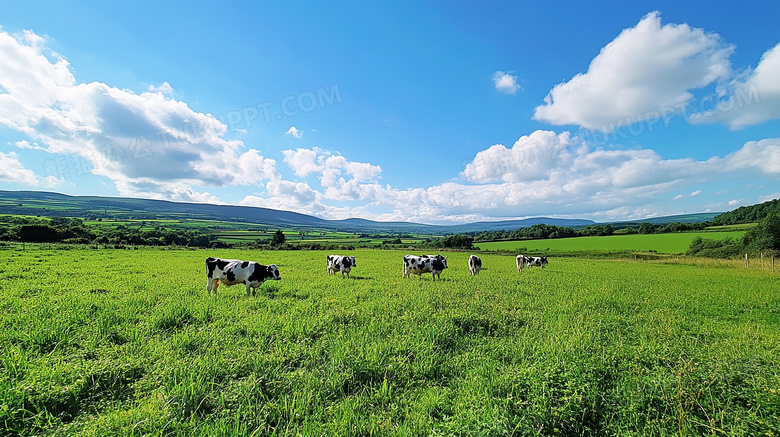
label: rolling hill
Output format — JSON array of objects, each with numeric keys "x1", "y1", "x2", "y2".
[
  {"x1": 2, "y1": 190, "x2": 731, "y2": 234},
  {"x1": 0, "y1": 190, "x2": 594, "y2": 234}
]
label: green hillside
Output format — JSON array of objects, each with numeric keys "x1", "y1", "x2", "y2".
[
  {"x1": 712, "y1": 198, "x2": 780, "y2": 225},
  {"x1": 475, "y1": 230, "x2": 746, "y2": 255}
]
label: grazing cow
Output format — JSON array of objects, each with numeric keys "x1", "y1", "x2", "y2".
[
  {"x1": 468, "y1": 255, "x2": 482, "y2": 276},
  {"x1": 527, "y1": 256, "x2": 548, "y2": 268},
  {"x1": 327, "y1": 254, "x2": 357, "y2": 278},
  {"x1": 403, "y1": 254, "x2": 448, "y2": 280},
  {"x1": 516, "y1": 254, "x2": 528, "y2": 273},
  {"x1": 205, "y1": 257, "x2": 281, "y2": 296},
  {"x1": 517, "y1": 255, "x2": 548, "y2": 273}
]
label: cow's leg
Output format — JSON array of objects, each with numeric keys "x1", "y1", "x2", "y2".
[
  {"x1": 207, "y1": 278, "x2": 212, "y2": 293},
  {"x1": 211, "y1": 279, "x2": 220, "y2": 293},
  {"x1": 246, "y1": 283, "x2": 252, "y2": 296}
]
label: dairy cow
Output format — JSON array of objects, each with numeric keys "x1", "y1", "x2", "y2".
[
  {"x1": 327, "y1": 254, "x2": 356, "y2": 278},
  {"x1": 527, "y1": 256, "x2": 548, "y2": 268},
  {"x1": 206, "y1": 257, "x2": 281, "y2": 296},
  {"x1": 403, "y1": 254, "x2": 448, "y2": 280},
  {"x1": 516, "y1": 255, "x2": 528, "y2": 273},
  {"x1": 517, "y1": 255, "x2": 547, "y2": 273},
  {"x1": 468, "y1": 255, "x2": 482, "y2": 276}
]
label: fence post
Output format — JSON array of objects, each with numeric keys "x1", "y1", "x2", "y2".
[
  {"x1": 761, "y1": 252, "x2": 764, "y2": 271},
  {"x1": 745, "y1": 253, "x2": 748, "y2": 269}
]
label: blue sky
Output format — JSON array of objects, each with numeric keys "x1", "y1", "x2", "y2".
[{"x1": 1, "y1": 1, "x2": 779, "y2": 224}]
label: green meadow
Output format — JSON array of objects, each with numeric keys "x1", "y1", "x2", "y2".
[
  {"x1": 476, "y1": 231, "x2": 747, "y2": 255},
  {"x1": 1, "y1": 246, "x2": 778, "y2": 436}
]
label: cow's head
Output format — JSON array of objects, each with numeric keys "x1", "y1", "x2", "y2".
[
  {"x1": 432, "y1": 256, "x2": 448, "y2": 270},
  {"x1": 350, "y1": 256, "x2": 356, "y2": 267},
  {"x1": 267, "y1": 264, "x2": 281, "y2": 280}
]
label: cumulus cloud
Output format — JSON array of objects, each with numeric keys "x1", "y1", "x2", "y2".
[
  {"x1": 147, "y1": 82, "x2": 174, "y2": 96},
  {"x1": 462, "y1": 130, "x2": 573, "y2": 183},
  {"x1": 724, "y1": 138, "x2": 780, "y2": 174},
  {"x1": 0, "y1": 29, "x2": 278, "y2": 202},
  {"x1": 533, "y1": 11, "x2": 733, "y2": 130},
  {"x1": 282, "y1": 147, "x2": 382, "y2": 201},
  {"x1": 492, "y1": 71, "x2": 522, "y2": 95},
  {"x1": 285, "y1": 126, "x2": 303, "y2": 139},
  {"x1": 689, "y1": 43, "x2": 780, "y2": 129},
  {"x1": 453, "y1": 130, "x2": 780, "y2": 221},
  {"x1": 0, "y1": 151, "x2": 39, "y2": 185}
]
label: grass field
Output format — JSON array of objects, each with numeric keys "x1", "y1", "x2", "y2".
[
  {"x1": 475, "y1": 231, "x2": 747, "y2": 255},
  {"x1": 1, "y1": 247, "x2": 778, "y2": 436},
  {"x1": 75, "y1": 217, "x2": 433, "y2": 246}
]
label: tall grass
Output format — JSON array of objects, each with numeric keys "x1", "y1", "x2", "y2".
[{"x1": 0, "y1": 247, "x2": 778, "y2": 435}]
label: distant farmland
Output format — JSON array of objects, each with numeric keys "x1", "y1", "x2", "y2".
[{"x1": 475, "y1": 230, "x2": 747, "y2": 254}]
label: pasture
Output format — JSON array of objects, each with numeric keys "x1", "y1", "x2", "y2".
[
  {"x1": 475, "y1": 231, "x2": 747, "y2": 255},
  {"x1": 1, "y1": 247, "x2": 778, "y2": 436}
]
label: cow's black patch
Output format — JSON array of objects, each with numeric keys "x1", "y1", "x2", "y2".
[
  {"x1": 473, "y1": 257, "x2": 482, "y2": 268},
  {"x1": 241, "y1": 261, "x2": 250, "y2": 269},
  {"x1": 206, "y1": 257, "x2": 230, "y2": 278},
  {"x1": 432, "y1": 258, "x2": 445, "y2": 270},
  {"x1": 248, "y1": 263, "x2": 266, "y2": 282},
  {"x1": 343, "y1": 257, "x2": 352, "y2": 268},
  {"x1": 225, "y1": 268, "x2": 237, "y2": 282}
]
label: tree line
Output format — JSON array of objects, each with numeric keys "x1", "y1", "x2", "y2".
[
  {"x1": 0, "y1": 216, "x2": 220, "y2": 247},
  {"x1": 711, "y1": 198, "x2": 780, "y2": 226},
  {"x1": 472, "y1": 222, "x2": 708, "y2": 243},
  {"x1": 688, "y1": 214, "x2": 780, "y2": 257}
]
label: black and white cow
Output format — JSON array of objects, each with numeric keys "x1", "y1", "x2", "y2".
[
  {"x1": 403, "y1": 254, "x2": 448, "y2": 280},
  {"x1": 527, "y1": 256, "x2": 548, "y2": 269},
  {"x1": 205, "y1": 257, "x2": 281, "y2": 296},
  {"x1": 327, "y1": 254, "x2": 356, "y2": 278},
  {"x1": 517, "y1": 254, "x2": 547, "y2": 273},
  {"x1": 516, "y1": 254, "x2": 528, "y2": 273},
  {"x1": 468, "y1": 255, "x2": 482, "y2": 276}
]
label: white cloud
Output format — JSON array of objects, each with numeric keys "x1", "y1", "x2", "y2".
[
  {"x1": 285, "y1": 126, "x2": 303, "y2": 139},
  {"x1": 282, "y1": 147, "x2": 382, "y2": 201},
  {"x1": 673, "y1": 190, "x2": 702, "y2": 200},
  {"x1": 451, "y1": 130, "x2": 780, "y2": 222},
  {"x1": 13, "y1": 140, "x2": 44, "y2": 150},
  {"x1": 147, "y1": 82, "x2": 174, "y2": 96},
  {"x1": 724, "y1": 138, "x2": 780, "y2": 174},
  {"x1": 533, "y1": 11, "x2": 733, "y2": 130},
  {"x1": 690, "y1": 43, "x2": 780, "y2": 129},
  {"x1": 462, "y1": 130, "x2": 572, "y2": 183},
  {"x1": 0, "y1": 29, "x2": 278, "y2": 200},
  {"x1": 0, "y1": 151, "x2": 39, "y2": 185},
  {"x1": 283, "y1": 147, "x2": 321, "y2": 177},
  {"x1": 492, "y1": 71, "x2": 522, "y2": 95}
]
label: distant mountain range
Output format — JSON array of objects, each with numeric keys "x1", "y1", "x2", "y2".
[
  {"x1": 611, "y1": 212, "x2": 722, "y2": 226},
  {"x1": 0, "y1": 190, "x2": 719, "y2": 234}
]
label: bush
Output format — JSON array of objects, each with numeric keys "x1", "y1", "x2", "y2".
[
  {"x1": 687, "y1": 236, "x2": 741, "y2": 258},
  {"x1": 742, "y1": 213, "x2": 780, "y2": 253}
]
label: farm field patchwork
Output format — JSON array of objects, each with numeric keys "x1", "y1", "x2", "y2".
[
  {"x1": 0, "y1": 247, "x2": 778, "y2": 436},
  {"x1": 475, "y1": 230, "x2": 747, "y2": 254}
]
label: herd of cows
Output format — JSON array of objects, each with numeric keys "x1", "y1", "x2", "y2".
[{"x1": 205, "y1": 254, "x2": 549, "y2": 296}]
